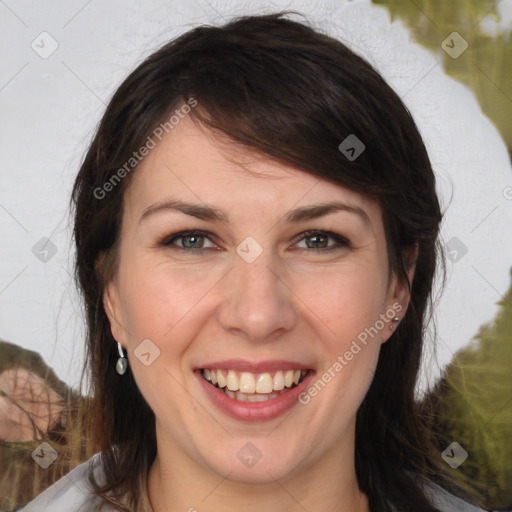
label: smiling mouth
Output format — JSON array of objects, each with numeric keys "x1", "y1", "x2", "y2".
[{"x1": 201, "y1": 368, "x2": 309, "y2": 402}]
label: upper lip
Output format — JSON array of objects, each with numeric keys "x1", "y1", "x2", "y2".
[{"x1": 196, "y1": 359, "x2": 312, "y2": 373}]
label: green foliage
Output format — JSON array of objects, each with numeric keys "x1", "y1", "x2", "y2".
[
  {"x1": 424, "y1": 268, "x2": 512, "y2": 509},
  {"x1": 373, "y1": 4, "x2": 512, "y2": 506},
  {"x1": 374, "y1": 0, "x2": 512, "y2": 154}
]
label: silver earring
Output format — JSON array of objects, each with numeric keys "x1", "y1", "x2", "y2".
[
  {"x1": 389, "y1": 317, "x2": 400, "y2": 331},
  {"x1": 116, "y1": 343, "x2": 128, "y2": 375}
]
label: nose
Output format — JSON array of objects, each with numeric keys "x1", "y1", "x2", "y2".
[{"x1": 217, "y1": 248, "x2": 297, "y2": 343}]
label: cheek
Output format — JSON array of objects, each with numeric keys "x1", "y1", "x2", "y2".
[
  {"x1": 115, "y1": 260, "x2": 209, "y2": 420},
  {"x1": 119, "y1": 259, "x2": 215, "y2": 341},
  {"x1": 313, "y1": 261, "x2": 389, "y2": 339}
]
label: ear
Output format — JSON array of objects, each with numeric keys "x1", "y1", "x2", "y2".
[
  {"x1": 381, "y1": 243, "x2": 418, "y2": 342},
  {"x1": 393, "y1": 243, "x2": 418, "y2": 306},
  {"x1": 103, "y1": 280, "x2": 127, "y2": 346}
]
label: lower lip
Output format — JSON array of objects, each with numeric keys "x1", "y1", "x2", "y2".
[{"x1": 195, "y1": 370, "x2": 315, "y2": 422}]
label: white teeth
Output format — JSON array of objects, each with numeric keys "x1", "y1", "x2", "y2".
[
  {"x1": 234, "y1": 391, "x2": 248, "y2": 402},
  {"x1": 225, "y1": 389, "x2": 236, "y2": 399},
  {"x1": 244, "y1": 392, "x2": 273, "y2": 402},
  {"x1": 202, "y1": 368, "x2": 308, "y2": 395},
  {"x1": 226, "y1": 370, "x2": 238, "y2": 391},
  {"x1": 256, "y1": 373, "x2": 273, "y2": 393},
  {"x1": 217, "y1": 370, "x2": 226, "y2": 388},
  {"x1": 273, "y1": 371, "x2": 285, "y2": 390},
  {"x1": 239, "y1": 372, "x2": 256, "y2": 393},
  {"x1": 233, "y1": 390, "x2": 281, "y2": 402}
]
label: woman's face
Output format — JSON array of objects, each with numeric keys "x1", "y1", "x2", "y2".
[{"x1": 104, "y1": 114, "x2": 410, "y2": 485}]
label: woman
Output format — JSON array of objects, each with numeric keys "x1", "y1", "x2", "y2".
[{"x1": 20, "y1": 12, "x2": 487, "y2": 512}]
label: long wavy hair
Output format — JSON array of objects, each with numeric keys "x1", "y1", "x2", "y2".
[{"x1": 71, "y1": 12, "x2": 482, "y2": 511}]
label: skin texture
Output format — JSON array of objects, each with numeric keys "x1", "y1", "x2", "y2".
[{"x1": 104, "y1": 115, "x2": 415, "y2": 512}]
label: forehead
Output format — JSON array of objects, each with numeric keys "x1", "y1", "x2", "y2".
[{"x1": 123, "y1": 114, "x2": 382, "y2": 224}]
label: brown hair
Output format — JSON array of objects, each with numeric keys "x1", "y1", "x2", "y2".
[{"x1": 71, "y1": 12, "x2": 482, "y2": 511}]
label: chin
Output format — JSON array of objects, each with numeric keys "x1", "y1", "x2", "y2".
[{"x1": 198, "y1": 440, "x2": 307, "y2": 486}]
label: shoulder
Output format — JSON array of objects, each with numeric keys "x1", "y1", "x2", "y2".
[
  {"x1": 17, "y1": 453, "x2": 110, "y2": 512},
  {"x1": 391, "y1": 471, "x2": 488, "y2": 512},
  {"x1": 421, "y1": 478, "x2": 487, "y2": 512}
]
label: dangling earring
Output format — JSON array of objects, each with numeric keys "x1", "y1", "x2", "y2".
[
  {"x1": 116, "y1": 342, "x2": 128, "y2": 375},
  {"x1": 389, "y1": 317, "x2": 400, "y2": 331}
]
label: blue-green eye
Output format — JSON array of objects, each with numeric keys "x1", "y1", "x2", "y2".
[
  {"x1": 296, "y1": 230, "x2": 350, "y2": 250},
  {"x1": 161, "y1": 230, "x2": 215, "y2": 250},
  {"x1": 160, "y1": 230, "x2": 350, "y2": 252}
]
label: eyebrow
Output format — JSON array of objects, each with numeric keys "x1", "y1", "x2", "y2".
[{"x1": 139, "y1": 199, "x2": 371, "y2": 227}]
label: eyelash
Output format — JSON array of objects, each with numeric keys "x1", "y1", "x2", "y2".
[{"x1": 159, "y1": 230, "x2": 351, "y2": 253}]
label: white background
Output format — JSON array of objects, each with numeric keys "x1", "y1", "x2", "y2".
[{"x1": 1, "y1": 0, "x2": 511, "y2": 395}]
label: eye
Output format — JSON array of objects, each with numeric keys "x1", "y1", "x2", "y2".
[
  {"x1": 158, "y1": 229, "x2": 350, "y2": 253},
  {"x1": 160, "y1": 230, "x2": 217, "y2": 251},
  {"x1": 294, "y1": 230, "x2": 350, "y2": 251}
]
